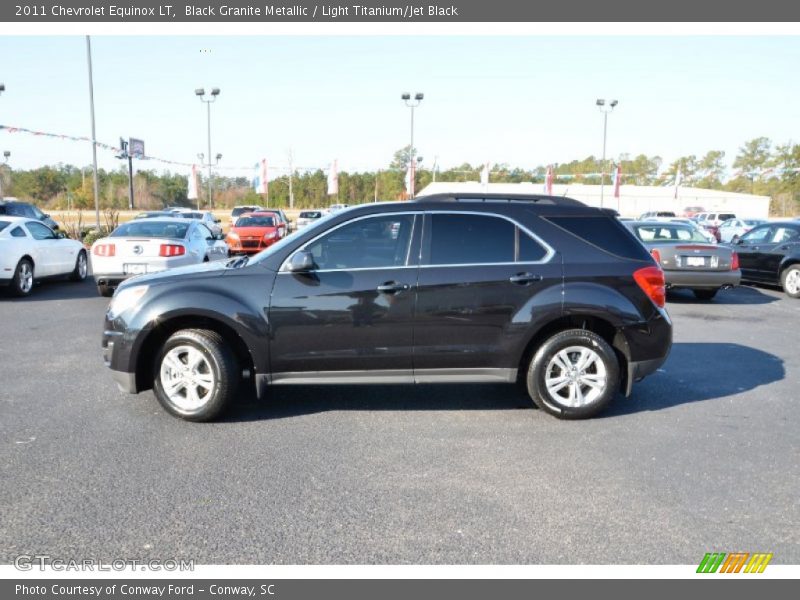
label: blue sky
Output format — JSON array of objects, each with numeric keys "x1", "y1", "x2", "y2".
[{"x1": 0, "y1": 36, "x2": 798, "y2": 177}]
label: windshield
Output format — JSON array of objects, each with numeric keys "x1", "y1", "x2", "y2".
[
  {"x1": 235, "y1": 216, "x2": 276, "y2": 227},
  {"x1": 111, "y1": 220, "x2": 190, "y2": 239},
  {"x1": 232, "y1": 207, "x2": 256, "y2": 217},
  {"x1": 633, "y1": 224, "x2": 708, "y2": 243}
]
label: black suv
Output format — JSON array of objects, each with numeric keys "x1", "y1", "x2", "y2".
[
  {"x1": 0, "y1": 199, "x2": 59, "y2": 230},
  {"x1": 102, "y1": 194, "x2": 672, "y2": 421}
]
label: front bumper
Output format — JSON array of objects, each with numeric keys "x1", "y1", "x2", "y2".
[
  {"x1": 102, "y1": 323, "x2": 139, "y2": 394},
  {"x1": 111, "y1": 369, "x2": 138, "y2": 393},
  {"x1": 664, "y1": 269, "x2": 741, "y2": 289}
]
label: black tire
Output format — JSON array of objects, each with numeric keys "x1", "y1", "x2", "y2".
[
  {"x1": 780, "y1": 265, "x2": 800, "y2": 299},
  {"x1": 97, "y1": 284, "x2": 115, "y2": 297},
  {"x1": 693, "y1": 288, "x2": 718, "y2": 301},
  {"x1": 69, "y1": 250, "x2": 88, "y2": 282},
  {"x1": 152, "y1": 329, "x2": 239, "y2": 422},
  {"x1": 526, "y1": 329, "x2": 620, "y2": 420},
  {"x1": 10, "y1": 258, "x2": 34, "y2": 297}
]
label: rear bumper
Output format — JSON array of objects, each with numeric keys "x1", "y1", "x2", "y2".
[{"x1": 664, "y1": 269, "x2": 741, "y2": 289}]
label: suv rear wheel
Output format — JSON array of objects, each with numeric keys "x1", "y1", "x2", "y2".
[
  {"x1": 153, "y1": 329, "x2": 239, "y2": 421},
  {"x1": 526, "y1": 329, "x2": 620, "y2": 419}
]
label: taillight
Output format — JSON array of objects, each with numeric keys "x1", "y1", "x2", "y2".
[
  {"x1": 633, "y1": 266, "x2": 666, "y2": 308},
  {"x1": 731, "y1": 252, "x2": 739, "y2": 271},
  {"x1": 650, "y1": 248, "x2": 662, "y2": 264},
  {"x1": 159, "y1": 244, "x2": 186, "y2": 257},
  {"x1": 93, "y1": 244, "x2": 115, "y2": 257}
]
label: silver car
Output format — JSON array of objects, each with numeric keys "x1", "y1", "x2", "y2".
[
  {"x1": 625, "y1": 221, "x2": 741, "y2": 300},
  {"x1": 176, "y1": 211, "x2": 223, "y2": 237},
  {"x1": 90, "y1": 218, "x2": 229, "y2": 297}
]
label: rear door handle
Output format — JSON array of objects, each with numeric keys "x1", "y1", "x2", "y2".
[
  {"x1": 509, "y1": 272, "x2": 542, "y2": 285},
  {"x1": 377, "y1": 282, "x2": 410, "y2": 294}
]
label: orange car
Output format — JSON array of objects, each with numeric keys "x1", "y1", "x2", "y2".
[{"x1": 226, "y1": 211, "x2": 285, "y2": 254}]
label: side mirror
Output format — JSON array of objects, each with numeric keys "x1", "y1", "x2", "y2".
[
  {"x1": 287, "y1": 250, "x2": 315, "y2": 273},
  {"x1": 215, "y1": 233, "x2": 225, "y2": 241},
  {"x1": 735, "y1": 238, "x2": 744, "y2": 245},
  {"x1": 215, "y1": 218, "x2": 221, "y2": 223},
  {"x1": 55, "y1": 231, "x2": 66, "y2": 239}
]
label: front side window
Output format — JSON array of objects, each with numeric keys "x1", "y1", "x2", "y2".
[
  {"x1": 304, "y1": 214, "x2": 415, "y2": 270},
  {"x1": 26, "y1": 221, "x2": 55, "y2": 240},
  {"x1": 741, "y1": 226, "x2": 772, "y2": 244}
]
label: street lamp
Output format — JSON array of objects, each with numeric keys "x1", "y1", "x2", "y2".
[
  {"x1": 596, "y1": 98, "x2": 618, "y2": 208},
  {"x1": 402, "y1": 92, "x2": 423, "y2": 198},
  {"x1": 0, "y1": 151, "x2": 10, "y2": 197},
  {"x1": 196, "y1": 87, "x2": 221, "y2": 208}
]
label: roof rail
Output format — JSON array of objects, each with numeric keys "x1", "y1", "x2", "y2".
[{"x1": 413, "y1": 192, "x2": 586, "y2": 207}]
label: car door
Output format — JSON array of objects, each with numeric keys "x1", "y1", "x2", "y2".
[
  {"x1": 195, "y1": 223, "x2": 226, "y2": 261},
  {"x1": 735, "y1": 224, "x2": 773, "y2": 280},
  {"x1": 413, "y1": 211, "x2": 561, "y2": 381},
  {"x1": 24, "y1": 221, "x2": 60, "y2": 276},
  {"x1": 760, "y1": 225, "x2": 800, "y2": 282},
  {"x1": 268, "y1": 212, "x2": 420, "y2": 381},
  {"x1": 719, "y1": 219, "x2": 738, "y2": 242}
]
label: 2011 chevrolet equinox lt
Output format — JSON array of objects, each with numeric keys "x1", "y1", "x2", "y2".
[{"x1": 101, "y1": 193, "x2": 672, "y2": 421}]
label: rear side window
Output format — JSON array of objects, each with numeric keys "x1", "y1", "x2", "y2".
[
  {"x1": 547, "y1": 215, "x2": 651, "y2": 261},
  {"x1": 11, "y1": 226, "x2": 27, "y2": 237},
  {"x1": 430, "y1": 214, "x2": 514, "y2": 265}
]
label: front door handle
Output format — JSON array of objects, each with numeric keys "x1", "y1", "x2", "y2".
[
  {"x1": 377, "y1": 282, "x2": 410, "y2": 294},
  {"x1": 509, "y1": 272, "x2": 543, "y2": 285}
]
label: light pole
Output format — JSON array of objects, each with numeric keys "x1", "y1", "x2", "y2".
[
  {"x1": 596, "y1": 98, "x2": 618, "y2": 208},
  {"x1": 195, "y1": 87, "x2": 220, "y2": 208},
  {"x1": 86, "y1": 37, "x2": 101, "y2": 230},
  {"x1": 0, "y1": 151, "x2": 10, "y2": 197},
  {"x1": 196, "y1": 152, "x2": 222, "y2": 211},
  {"x1": 402, "y1": 92, "x2": 423, "y2": 198}
]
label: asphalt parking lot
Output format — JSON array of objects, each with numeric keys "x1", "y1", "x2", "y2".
[{"x1": 1, "y1": 279, "x2": 798, "y2": 564}]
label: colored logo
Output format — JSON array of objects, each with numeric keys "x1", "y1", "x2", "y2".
[{"x1": 697, "y1": 552, "x2": 773, "y2": 573}]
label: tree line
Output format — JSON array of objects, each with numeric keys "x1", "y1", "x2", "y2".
[{"x1": 0, "y1": 137, "x2": 798, "y2": 213}]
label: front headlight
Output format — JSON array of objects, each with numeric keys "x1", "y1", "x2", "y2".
[
  {"x1": 228, "y1": 231, "x2": 240, "y2": 240},
  {"x1": 108, "y1": 285, "x2": 149, "y2": 319}
]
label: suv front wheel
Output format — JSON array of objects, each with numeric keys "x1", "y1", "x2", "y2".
[
  {"x1": 153, "y1": 329, "x2": 239, "y2": 421},
  {"x1": 526, "y1": 329, "x2": 620, "y2": 419}
]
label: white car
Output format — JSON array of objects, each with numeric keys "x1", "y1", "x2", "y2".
[
  {"x1": 175, "y1": 211, "x2": 223, "y2": 237},
  {"x1": 91, "y1": 218, "x2": 229, "y2": 297},
  {"x1": 296, "y1": 210, "x2": 324, "y2": 229},
  {"x1": 665, "y1": 217, "x2": 718, "y2": 243},
  {"x1": 0, "y1": 216, "x2": 88, "y2": 296},
  {"x1": 718, "y1": 218, "x2": 767, "y2": 243}
]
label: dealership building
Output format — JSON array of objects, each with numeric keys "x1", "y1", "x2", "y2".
[{"x1": 417, "y1": 182, "x2": 771, "y2": 219}]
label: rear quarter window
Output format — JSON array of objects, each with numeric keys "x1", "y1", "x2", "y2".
[{"x1": 547, "y1": 215, "x2": 651, "y2": 261}]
